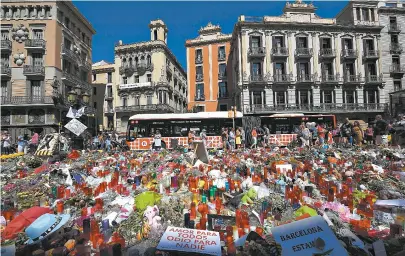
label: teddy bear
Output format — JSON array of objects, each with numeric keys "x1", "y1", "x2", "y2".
[
  {"x1": 143, "y1": 205, "x2": 162, "y2": 232},
  {"x1": 241, "y1": 188, "x2": 257, "y2": 205}
]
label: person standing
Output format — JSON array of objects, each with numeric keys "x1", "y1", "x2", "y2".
[
  {"x1": 251, "y1": 127, "x2": 258, "y2": 149},
  {"x1": 2, "y1": 132, "x2": 11, "y2": 155},
  {"x1": 263, "y1": 125, "x2": 270, "y2": 147},
  {"x1": 153, "y1": 130, "x2": 162, "y2": 151},
  {"x1": 229, "y1": 128, "x2": 236, "y2": 150},
  {"x1": 105, "y1": 136, "x2": 112, "y2": 152},
  {"x1": 17, "y1": 135, "x2": 26, "y2": 153},
  {"x1": 240, "y1": 127, "x2": 245, "y2": 148},
  {"x1": 374, "y1": 115, "x2": 388, "y2": 146},
  {"x1": 352, "y1": 121, "x2": 364, "y2": 146},
  {"x1": 188, "y1": 130, "x2": 194, "y2": 150},
  {"x1": 317, "y1": 123, "x2": 326, "y2": 145},
  {"x1": 365, "y1": 124, "x2": 374, "y2": 145},
  {"x1": 340, "y1": 118, "x2": 353, "y2": 146},
  {"x1": 300, "y1": 124, "x2": 311, "y2": 148},
  {"x1": 235, "y1": 128, "x2": 242, "y2": 149}
]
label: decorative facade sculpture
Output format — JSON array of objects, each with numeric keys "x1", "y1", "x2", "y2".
[
  {"x1": 13, "y1": 53, "x2": 25, "y2": 66},
  {"x1": 11, "y1": 24, "x2": 29, "y2": 43}
]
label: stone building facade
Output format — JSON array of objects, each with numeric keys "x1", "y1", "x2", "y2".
[
  {"x1": 1, "y1": 0, "x2": 95, "y2": 141},
  {"x1": 114, "y1": 19, "x2": 187, "y2": 133},
  {"x1": 185, "y1": 23, "x2": 232, "y2": 112},
  {"x1": 229, "y1": 0, "x2": 387, "y2": 121}
]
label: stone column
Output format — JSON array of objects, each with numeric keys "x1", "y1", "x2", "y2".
[
  {"x1": 274, "y1": 91, "x2": 278, "y2": 106},
  {"x1": 357, "y1": 86, "x2": 364, "y2": 104},
  {"x1": 335, "y1": 87, "x2": 343, "y2": 105},
  {"x1": 242, "y1": 30, "x2": 249, "y2": 78},
  {"x1": 311, "y1": 32, "x2": 319, "y2": 77},
  {"x1": 238, "y1": 33, "x2": 243, "y2": 86},
  {"x1": 288, "y1": 87, "x2": 296, "y2": 106},
  {"x1": 287, "y1": 32, "x2": 295, "y2": 77},
  {"x1": 265, "y1": 31, "x2": 271, "y2": 77},
  {"x1": 376, "y1": 35, "x2": 382, "y2": 76},
  {"x1": 312, "y1": 86, "x2": 321, "y2": 107},
  {"x1": 333, "y1": 33, "x2": 341, "y2": 77},
  {"x1": 355, "y1": 34, "x2": 363, "y2": 77},
  {"x1": 265, "y1": 87, "x2": 273, "y2": 106}
]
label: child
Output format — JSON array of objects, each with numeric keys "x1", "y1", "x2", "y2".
[{"x1": 365, "y1": 125, "x2": 374, "y2": 145}]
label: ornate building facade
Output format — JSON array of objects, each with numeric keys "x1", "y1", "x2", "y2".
[
  {"x1": 114, "y1": 19, "x2": 187, "y2": 133},
  {"x1": 1, "y1": 0, "x2": 95, "y2": 141},
  {"x1": 229, "y1": 0, "x2": 387, "y2": 121},
  {"x1": 185, "y1": 23, "x2": 232, "y2": 112}
]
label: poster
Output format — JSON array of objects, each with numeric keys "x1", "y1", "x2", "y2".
[
  {"x1": 271, "y1": 215, "x2": 348, "y2": 256},
  {"x1": 35, "y1": 133, "x2": 59, "y2": 156},
  {"x1": 275, "y1": 164, "x2": 293, "y2": 174},
  {"x1": 65, "y1": 119, "x2": 87, "y2": 136},
  {"x1": 157, "y1": 226, "x2": 221, "y2": 256}
]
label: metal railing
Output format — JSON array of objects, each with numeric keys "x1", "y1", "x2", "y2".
[
  {"x1": 248, "y1": 47, "x2": 266, "y2": 57},
  {"x1": 61, "y1": 44, "x2": 77, "y2": 60},
  {"x1": 273, "y1": 74, "x2": 293, "y2": 83},
  {"x1": 1, "y1": 39, "x2": 12, "y2": 50},
  {"x1": 195, "y1": 95, "x2": 205, "y2": 101},
  {"x1": 218, "y1": 53, "x2": 226, "y2": 61},
  {"x1": 25, "y1": 39, "x2": 46, "y2": 48},
  {"x1": 218, "y1": 92, "x2": 229, "y2": 99},
  {"x1": 271, "y1": 47, "x2": 288, "y2": 56},
  {"x1": 23, "y1": 65, "x2": 45, "y2": 76},
  {"x1": 1, "y1": 64, "x2": 11, "y2": 76},
  {"x1": 195, "y1": 56, "x2": 203, "y2": 64},
  {"x1": 296, "y1": 74, "x2": 314, "y2": 82},
  {"x1": 244, "y1": 103, "x2": 387, "y2": 114},
  {"x1": 295, "y1": 48, "x2": 313, "y2": 57},
  {"x1": 115, "y1": 104, "x2": 176, "y2": 113},
  {"x1": 390, "y1": 64, "x2": 405, "y2": 73},
  {"x1": 321, "y1": 74, "x2": 340, "y2": 83},
  {"x1": 390, "y1": 43, "x2": 403, "y2": 53},
  {"x1": 364, "y1": 49, "x2": 378, "y2": 58},
  {"x1": 319, "y1": 48, "x2": 336, "y2": 57},
  {"x1": 196, "y1": 73, "x2": 204, "y2": 82},
  {"x1": 341, "y1": 49, "x2": 357, "y2": 58},
  {"x1": 1, "y1": 96, "x2": 53, "y2": 105},
  {"x1": 365, "y1": 75, "x2": 383, "y2": 83},
  {"x1": 343, "y1": 75, "x2": 361, "y2": 83},
  {"x1": 218, "y1": 72, "x2": 227, "y2": 80},
  {"x1": 389, "y1": 23, "x2": 401, "y2": 32},
  {"x1": 104, "y1": 107, "x2": 114, "y2": 113},
  {"x1": 79, "y1": 59, "x2": 92, "y2": 71},
  {"x1": 249, "y1": 74, "x2": 265, "y2": 83}
]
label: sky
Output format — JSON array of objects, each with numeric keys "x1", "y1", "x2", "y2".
[{"x1": 73, "y1": 1, "x2": 349, "y2": 69}]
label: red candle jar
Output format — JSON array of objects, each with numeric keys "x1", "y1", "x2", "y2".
[{"x1": 56, "y1": 201, "x2": 64, "y2": 214}]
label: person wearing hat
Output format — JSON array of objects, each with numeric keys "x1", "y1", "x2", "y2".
[{"x1": 17, "y1": 135, "x2": 27, "y2": 153}]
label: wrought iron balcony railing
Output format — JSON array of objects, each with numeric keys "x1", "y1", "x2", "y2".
[
  {"x1": 271, "y1": 47, "x2": 288, "y2": 56},
  {"x1": 273, "y1": 74, "x2": 293, "y2": 83},
  {"x1": 196, "y1": 73, "x2": 204, "y2": 82},
  {"x1": 248, "y1": 47, "x2": 266, "y2": 57},
  {"x1": 363, "y1": 50, "x2": 379, "y2": 58},
  {"x1": 23, "y1": 65, "x2": 45, "y2": 76},
  {"x1": 343, "y1": 75, "x2": 362, "y2": 83},
  {"x1": 1, "y1": 63, "x2": 11, "y2": 76},
  {"x1": 390, "y1": 43, "x2": 403, "y2": 53},
  {"x1": 218, "y1": 53, "x2": 226, "y2": 61},
  {"x1": 389, "y1": 23, "x2": 401, "y2": 33},
  {"x1": 1, "y1": 96, "x2": 53, "y2": 105},
  {"x1": 104, "y1": 107, "x2": 114, "y2": 114},
  {"x1": 1, "y1": 39, "x2": 12, "y2": 51},
  {"x1": 218, "y1": 92, "x2": 229, "y2": 99},
  {"x1": 249, "y1": 74, "x2": 265, "y2": 83},
  {"x1": 115, "y1": 104, "x2": 176, "y2": 113},
  {"x1": 319, "y1": 48, "x2": 336, "y2": 58},
  {"x1": 295, "y1": 48, "x2": 313, "y2": 57},
  {"x1": 195, "y1": 56, "x2": 203, "y2": 64},
  {"x1": 321, "y1": 74, "x2": 340, "y2": 83},
  {"x1": 365, "y1": 75, "x2": 383, "y2": 83},
  {"x1": 25, "y1": 39, "x2": 46, "y2": 49},
  {"x1": 195, "y1": 95, "x2": 205, "y2": 101},
  {"x1": 296, "y1": 74, "x2": 315, "y2": 83},
  {"x1": 341, "y1": 49, "x2": 357, "y2": 58},
  {"x1": 390, "y1": 64, "x2": 405, "y2": 73},
  {"x1": 218, "y1": 72, "x2": 227, "y2": 80},
  {"x1": 79, "y1": 59, "x2": 92, "y2": 71},
  {"x1": 61, "y1": 44, "x2": 78, "y2": 60}
]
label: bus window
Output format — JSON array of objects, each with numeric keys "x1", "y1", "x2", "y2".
[{"x1": 180, "y1": 128, "x2": 188, "y2": 136}]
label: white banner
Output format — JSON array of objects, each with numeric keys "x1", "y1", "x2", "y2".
[
  {"x1": 119, "y1": 82, "x2": 151, "y2": 90},
  {"x1": 65, "y1": 119, "x2": 88, "y2": 136}
]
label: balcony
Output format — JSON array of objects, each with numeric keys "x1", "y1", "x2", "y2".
[
  {"x1": 218, "y1": 92, "x2": 229, "y2": 99},
  {"x1": 79, "y1": 59, "x2": 92, "y2": 71},
  {"x1": 23, "y1": 65, "x2": 45, "y2": 77},
  {"x1": 243, "y1": 103, "x2": 387, "y2": 114},
  {"x1": 319, "y1": 48, "x2": 336, "y2": 58},
  {"x1": 321, "y1": 74, "x2": 340, "y2": 83},
  {"x1": 343, "y1": 74, "x2": 362, "y2": 83},
  {"x1": 218, "y1": 53, "x2": 226, "y2": 61},
  {"x1": 363, "y1": 49, "x2": 379, "y2": 60},
  {"x1": 115, "y1": 104, "x2": 177, "y2": 113},
  {"x1": 341, "y1": 49, "x2": 357, "y2": 59},
  {"x1": 1, "y1": 64, "x2": 11, "y2": 78},
  {"x1": 62, "y1": 71, "x2": 81, "y2": 86},
  {"x1": 365, "y1": 74, "x2": 383, "y2": 84},
  {"x1": 388, "y1": 23, "x2": 401, "y2": 33},
  {"x1": 296, "y1": 74, "x2": 314, "y2": 83},
  {"x1": 1, "y1": 96, "x2": 53, "y2": 106},
  {"x1": 105, "y1": 92, "x2": 114, "y2": 100},
  {"x1": 390, "y1": 64, "x2": 405, "y2": 74},
  {"x1": 104, "y1": 107, "x2": 114, "y2": 114},
  {"x1": 295, "y1": 48, "x2": 313, "y2": 58},
  {"x1": 248, "y1": 47, "x2": 266, "y2": 58},
  {"x1": 390, "y1": 43, "x2": 403, "y2": 54},
  {"x1": 61, "y1": 44, "x2": 78, "y2": 61},
  {"x1": 196, "y1": 73, "x2": 204, "y2": 82},
  {"x1": 195, "y1": 95, "x2": 205, "y2": 101},
  {"x1": 249, "y1": 74, "x2": 266, "y2": 84},
  {"x1": 1, "y1": 39, "x2": 12, "y2": 52},
  {"x1": 195, "y1": 56, "x2": 203, "y2": 64},
  {"x1": 218, "y1": 72, "x2": 227, "y2": 80},
  {"x1": 119, "y1": 82, "x2": 155, "y2": 91},
  {"x1": 273, "y1": 74, "x2": 293, "y2": 83},
  {"x1": 271, "y1": 47, "x2": 288, "y2": 57},
  {"x1": 25, "y1": 39, "x2": 46, "y2": 50}
]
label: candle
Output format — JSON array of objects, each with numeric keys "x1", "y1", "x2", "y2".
[
  {"x1": 56, "y1": 201, "x2": 64, "y2": 214},
  {"x1": 190, "y1": 202, "x2": 196, "y2": 220}
]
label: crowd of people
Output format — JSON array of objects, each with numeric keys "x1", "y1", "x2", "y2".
[{"x1": 1, "y1": 131, "x2": 40, "y2": 155}]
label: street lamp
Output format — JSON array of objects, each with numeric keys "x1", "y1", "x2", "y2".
[
  {"x1": 82, "y1": 91, "x2": 90, "y2": 105},
  {"x1": 229, "y1": 106, "x2": 237, "y2": 130},
  {"x1": 67, "y1": 90, "x2": 77, "y2": 103}
]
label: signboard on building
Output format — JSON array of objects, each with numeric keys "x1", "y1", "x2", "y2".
[
  {"x1": 65, "y1": 119, "x2": 87, "y2": 136},
  {"x1": 119, "y1": 82, "x2": 152, "y2": 90},
  {"x1": 157, "y1": 226, "x2": 221, "y2": 256}
]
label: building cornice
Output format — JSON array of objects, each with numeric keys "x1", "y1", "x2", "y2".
[
  {"x1": 92, "y1": 67, "x2": 115, "y2": 74},
  {"x1": 115, "y1": 40, "x2": 187, "y2": 78},
  {"x1": 185, "y1": 35, "x2": 232, "y2": 47},
  {"x1": 59, "y1": 1, "x2": 96, "y2": 35},
  {"x1": 379, "y1": 7, "x2": 405, "y2": 14}
]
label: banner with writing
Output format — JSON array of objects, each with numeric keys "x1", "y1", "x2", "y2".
[
  {"x1": 157, "y1": 226, "x2": 221, "y2": 256},
  {"x1": 271, "y1": 215, "x2": 348, "y2": 256}
]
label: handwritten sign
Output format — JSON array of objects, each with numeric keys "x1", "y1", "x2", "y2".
[
  {"x1": 35, "y1": 133, "x2": 59, "y2": 156},
  {"x1": 271, "y1": 215, "x2": 348, "y2": 256},
  {"x1": 157, "y1": 226, "x2": 221, "y2": 256},
  {"x1": 276, "y1": 164, "x2": 293, "y2": 174},
  {"x1": 65, "y1": 118, "x2": 87, "y2": 136}
]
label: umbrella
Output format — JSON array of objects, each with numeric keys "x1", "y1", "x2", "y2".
[{"x1": 2, "y1": 206, "x2": 51, "y2": 240}]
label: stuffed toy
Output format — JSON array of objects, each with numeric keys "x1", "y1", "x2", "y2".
[
  {"x1": 143, "y1": 205, "x2": 162, "y2": 232},
  {"x1": 241, "y1": 188, "x2": 257, "y2": 205}
]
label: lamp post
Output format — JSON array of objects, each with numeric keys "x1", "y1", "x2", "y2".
[
  {"x1": 230, "y1": 106, "x2": 237, "y2": 130},
  {"x1": 67, "y1": 89, "x2": 91, "y2": 149}
]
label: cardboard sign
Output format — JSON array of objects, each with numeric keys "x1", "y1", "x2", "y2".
[
  {"x1": 35, "y1": 133, "x2": 59, "y2": 156},
  {"x1": 157, "y1": 226, "x2": 221, "y2": 256},
  {"x1": 276, "y1": 164, "x2": 293, "y2": 174},
  {"x1": 65, "y1": 118, "x2": 87, "y2": 136},
  {"x1": 193, "y1": 141, "x2": 209, "y2": 164},
  {"x1": 271, "y1": 215, "x2": 348, "y2": 256}
]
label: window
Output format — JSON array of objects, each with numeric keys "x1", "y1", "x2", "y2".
[
  {"x1": 158, "y1": 91, "x2": 167, "y2": 104},
  {"x1": 93, "y1": 87, "x2": 97, "y2": 95},
  {"x1": 196, "y1": 83, "x2": 204, "y2": 100},
  {"x1": 387, "y1": 3, "x2": 397, "y2": 7},
  {"x1": 93, "y1": 102, "x2": 97, "y2": 109},
  {"x1": 107, "y1": 86, "x2": 113, "y2": 98},
  {"x1": 219, "y1": 104, "x2": 227, "y2": 111},
  {"x1": 1, "y1": 81, "x2": 8, "y2": 98},
  {"x1": 1, "y1": 30, "x2": 9, "y2": 40},
  {"x1": 147, "y1": 74, "x2": 152, "y2": 82},
  {"x1": 356, "y1": 8, "x2": 361, "y2": 20},
  {"x1": 394, "y1": 81, "x2": 402, "y2": 91},
  {"x1": 321, "y1": 38, "x2": 331, "y2": 49},
  {"x1": 251, "y1": 62, "x2": 262, "y2": 75},
  {"x1": 196, "y1": 49, "x2": 203, "y2": 61},
  {"x1": 367, "y1": 63, "x2": 377, "y2": 76},
  {"x1": 364, "y1": 39, "x2": 374, "y2": 51},
  {"x1": 64, "y1": 38, "x2": 71, "y2": 50},
  {"x1": 62, "y1": 59, "x2": 71, "y2": 73},
  {"x1": 250, "y1": 36, "x2": 261, "y2": 48},
  {"x1": 31, "y1": 80, "x2": 41, "y2": 98},
  {"x1": 322, "y1": 63, "x2": 333, "y2": 77},
  {"x1": 298, "y1": 62, "x2": 309, "y2": 76},
  {"x1": 218, "y1": 46, "x2": 226, "y2": 59},
  {"x1": 33, "y1": 29, "x2": 43, "y2": 39},
  {"x1": 370, "y1": 9, "x2": 375, "y2": 21},
  {"x1": 321, "y1": 91, "x2": 334, "y2": 104},
  {"x1": 147, "y1": 95, "x2": 152, "y2": 105},
  {"x1": 1, "y1": 54, "x2": 9, "y2": 66},
  {"x1": 122, "y1": 97, "x2": 127, "y2": 107},
  {"x1": 391, "y1": 34, "x2": 399, "y2": 44},
  {"x1": 273, "y1": 36, "x2": 284, "y2": 48},
  {"x1": 365, "y1": 90, "x2": 378, "y2": 104},
  {"x1": 154, "y1": 30, "x2": 157, "y2": 40},
  {"x1": 196, "y1": 106, "x2": 205, "y2": 112},
  {"x1": 196, "y1": 66, "x2": 203, "y2": 80},
  {"x1": 93, "y1": 73, "x2": 96, "y2": 81},
  {"x1": 123, "y1": 77, "x2": 127, "y2": 84},
  {"x1": 219, "y1": 63, "x2": 226, "y2": 78},
  {"x1": 218, "y1": 81, "x2": 227, "y2": 98},
  {"x1": 107, "y1": 72, "x2": 112, "y2": 83},
  {"x1": 57, "y1": 10, "x2": 64, "y2": 22},
  {"x1": 252, "y1": 91, "x2": 263, "y2": 105},
  {"x1": 64, "y1": 17, "x2": 70, "y2": 29},
  {"x1": 362, "y1": 8, "x2": 369, "y2": 21},
  {"x1": 390, "y1": 16, "x2": 397, "y2": 24},
  {"x1": 297, "y1": 37, "x2": 307, "y2": 48},
  {"x1": 296, "y1": 90, "x2": 310, "y2": 105},
  {"x1": 32, "y1": 53, "x2": 43, "y2": 66},
  {"x1": 134, "y1": 96, "x2": 140, "y2": 106},
  {"x1": 135, "y1": 75, "x2": 139, "y2": 83},
  {"x1": 344, "y1": 63, "x2": 355, "y2": 76},
  {"x1": 274, "y1": 63, "x2": 285, "y2": 75},
  {"x1": 147, "y1": 55, "x2": 151, "y2": 65},
  {"x1": 344, "y1": 91, "x2": 356, "y2": 104},
  {"x1": 276, "y1": 92, "x2": 286, "y2": 105}
]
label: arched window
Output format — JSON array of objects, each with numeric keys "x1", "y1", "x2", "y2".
[
  {"x1": 128, "y1": 58, "x2": 132, "y2": 66},
  {"x1": 140, "y1": 56, "x2": 145, "y2": 65},
  {"x1": 135, "y1": 57, "x2": 139, "y2": 66},
  {"x1": 154, "y1": 30, "x2": 158, "y2": 40},
  {"x1": 147, "y1": 55, "x2": 151, "y2": 65}
]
